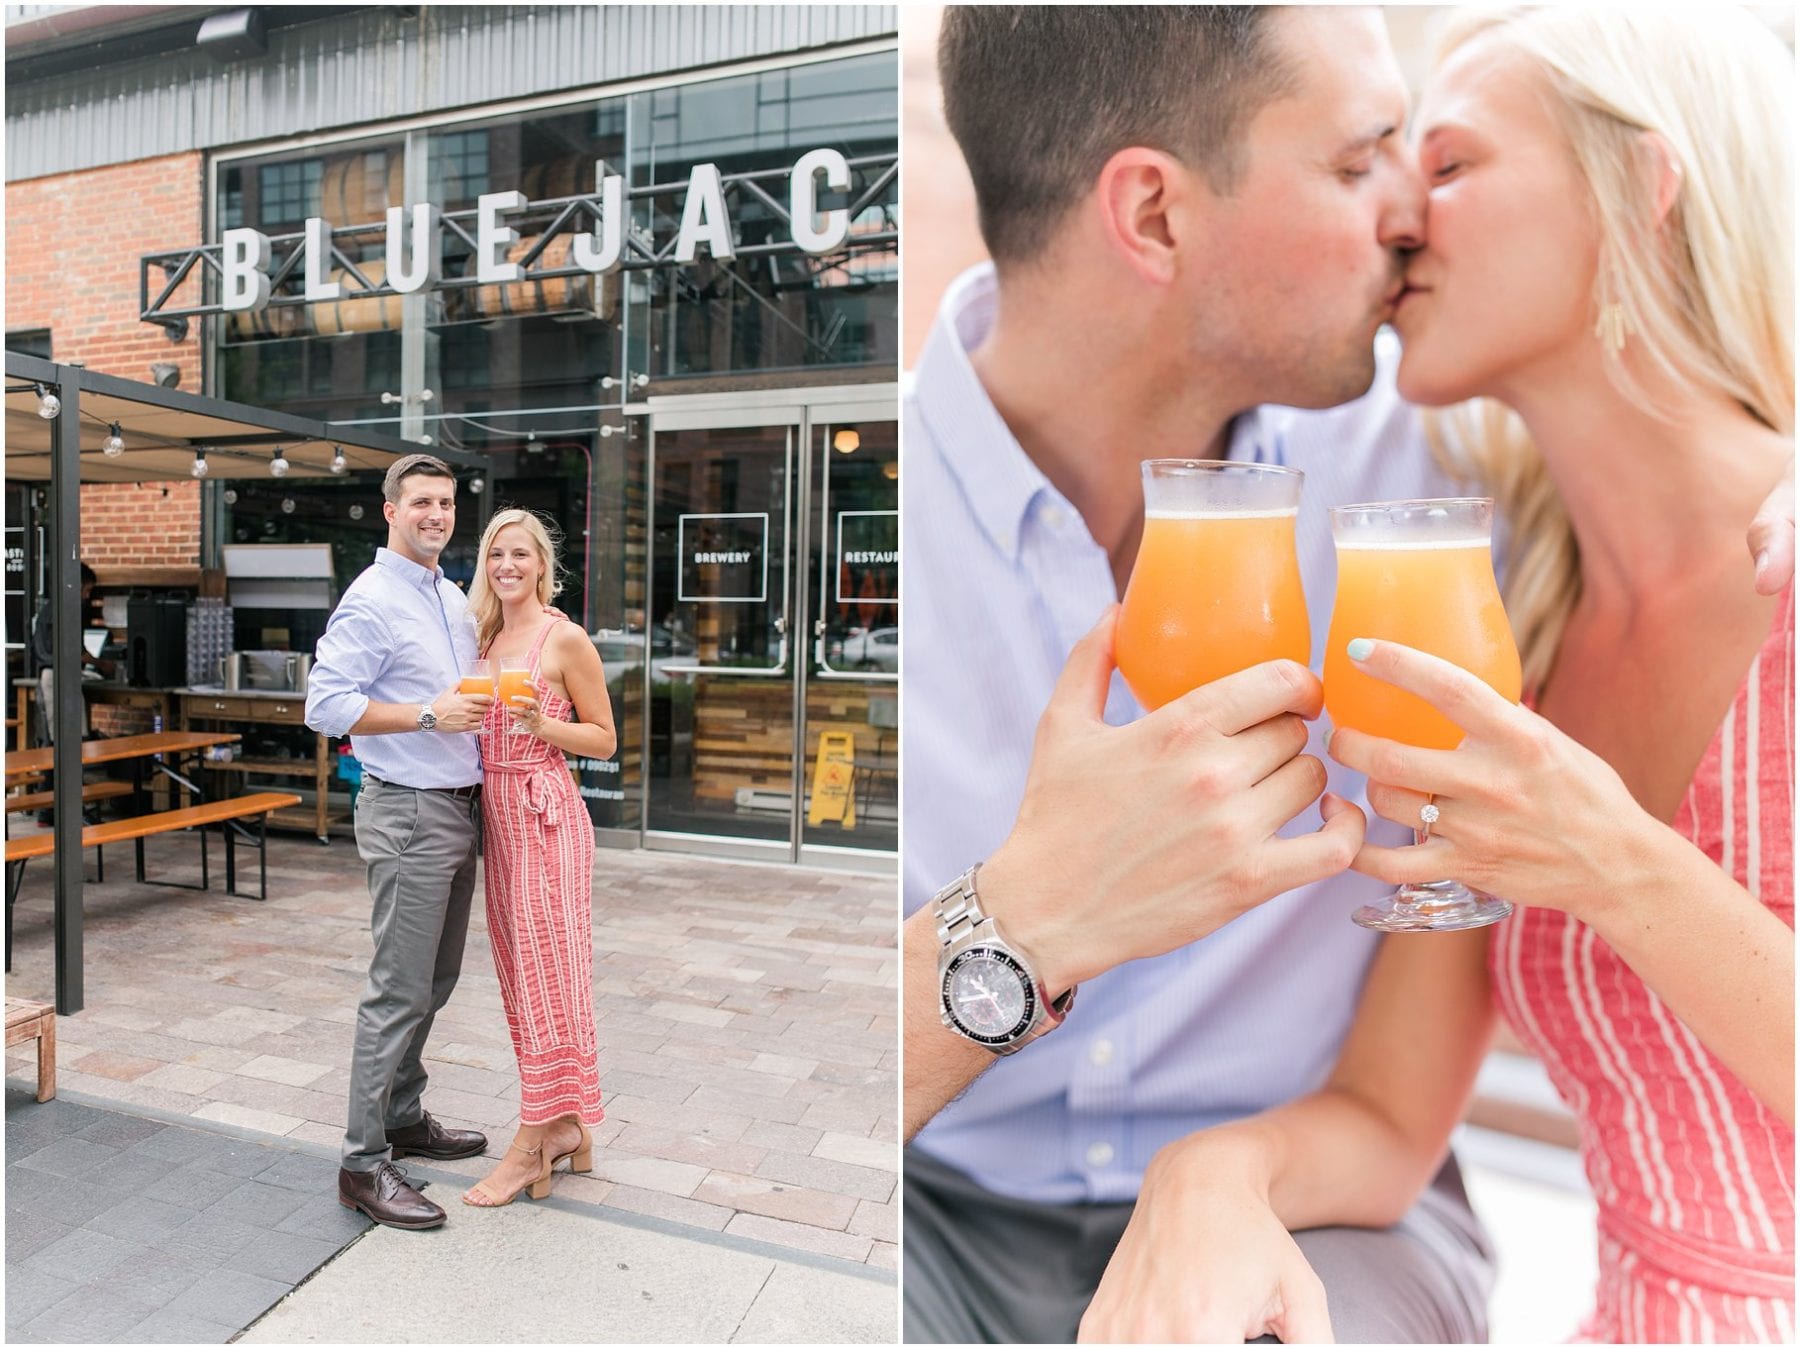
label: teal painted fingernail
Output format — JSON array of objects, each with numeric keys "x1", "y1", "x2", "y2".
[{"x1": 1347, "y1": 638, "x2": 1375, "y2": 661}]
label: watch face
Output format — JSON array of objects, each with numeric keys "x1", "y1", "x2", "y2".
[{"x1": 942, "y1": 949, "x2": 1035, "y2": 1044}]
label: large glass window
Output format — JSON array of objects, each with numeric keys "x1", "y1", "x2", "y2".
[
  {"x1": 209, "y1": 49, "x2": 896, "y2": 843},
  {"x1": 628, "y1": 53, "x2": 898, "y2": 378}
]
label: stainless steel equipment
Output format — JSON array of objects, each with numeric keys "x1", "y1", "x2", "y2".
[{"x1": 285, "y1": 653, "x2": 312, "y2": 694}]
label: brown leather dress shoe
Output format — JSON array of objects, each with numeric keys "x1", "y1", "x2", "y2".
[
  {"x1": 386, "y1": 1112, "x2": 488, "y2": 1161},
  {"x1": 338, "y1": 1162, "x2": 446, "y2": 1230}
]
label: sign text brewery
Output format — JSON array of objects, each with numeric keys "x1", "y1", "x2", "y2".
[{"x1": 216, "y1": 149, "x2": 856, "y2": 313}]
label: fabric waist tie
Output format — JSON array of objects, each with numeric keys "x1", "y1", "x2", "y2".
[
  {"x1": 1599, "y1": 1207, "x2": 1794, "y2": 1300},
  {"x1": 482, "y1": 761, "x2": 567, "y2": 827}
]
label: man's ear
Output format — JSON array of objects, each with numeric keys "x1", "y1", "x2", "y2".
[
  {"x1": 383, "y1": 500, "x2": 398, "y2": 528},
  {"x1": 1637, "y1": 130, "x2": 1683, "y2": 226},
  {"x1": 1094, "y1": 146, "x2": 1193, "y2": 287}
]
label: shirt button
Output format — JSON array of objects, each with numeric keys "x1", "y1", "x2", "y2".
[
  {"x1": 1041, "y1": 503, "x2": 1065, "y2": 529},
  {"x1": 1089, "y1": 1039, "x2": 1115, "y2": 1066},
  {"x1": 1086, "y1": 1141, "x2": 1115, "y2": 1168}
]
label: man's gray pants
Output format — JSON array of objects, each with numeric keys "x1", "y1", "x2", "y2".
[
  {"x1": 903, "y1": 1146, "x2": 1495, "y2": 1344},
  {"x1": 342, "y1": 777, "x2": 480, "y2": 1171}
]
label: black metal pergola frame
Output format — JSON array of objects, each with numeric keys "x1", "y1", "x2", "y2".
[{"x1": 5, "y1": 351, "x2": 486, "y2": 1014}]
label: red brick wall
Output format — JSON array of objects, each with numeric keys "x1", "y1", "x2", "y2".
[
  {"x1": 7, "y1": 153, "x2": 207, "y2": 568},
  {"x1": 79, "y1": 483, "x2": 203, "y2": 570}
]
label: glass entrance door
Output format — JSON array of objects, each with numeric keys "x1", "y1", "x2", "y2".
[
  {"x1": 800, "y1": 413, "x2": 898, "y2": 862},
  {"x1": 644, "y1": 392, "x2": 897, "y2": 865},
  {"x1": 646, "y1": 418, "x2": 795, "y2": 852}
]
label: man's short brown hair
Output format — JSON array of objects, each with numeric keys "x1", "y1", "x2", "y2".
[
  {"x1": 938, "y1": 6, "x2": 1299, "y2": 265},
  {"x1": 382, "y1": 453, "x2": 456, "y2": 504}
]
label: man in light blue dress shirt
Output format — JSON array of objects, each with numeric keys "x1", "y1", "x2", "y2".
[
  {"x1": 306, "y1": 454, "x2": 494, "y2": 1230},
  {"x1": 902, "y1": 9, "x2": 1493, "y2": 1341}
]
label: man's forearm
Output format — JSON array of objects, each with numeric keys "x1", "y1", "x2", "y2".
[
  {"x1": 903, "y1": 905, "x2": 1000, "y2": 1141},
  {"x1": 1157, "y1": 1088, "x2": 1448, "y2": 1235},
  {"x1": 348, "y1": 700, "x2": 432, "y2": 735}
]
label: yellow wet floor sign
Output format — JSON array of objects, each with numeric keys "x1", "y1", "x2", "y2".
[{"x1": 807, "y1": 731, "x2": 857, "y2": 829}]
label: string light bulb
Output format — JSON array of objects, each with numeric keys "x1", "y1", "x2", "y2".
[
  {"x1": 103, "y1": 423, "x2": 125, "y2": 458},
  {"x1": 34, "y1": 384, "x2": 59, "y2": 420},
  {"x1": 329, "y1": 446, "x2": 347, "y2": 476},
  {"x1": 191, "y1": 451, "x2": 210, "y2": 479},
  {"x1": 270, "y1": 452, "x2": 290, "y2": 478}
]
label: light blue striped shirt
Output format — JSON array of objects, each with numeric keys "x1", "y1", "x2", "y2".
[
  {"x1": 305, "y1": 547, "x2": 482, "y2": 790},
  {"x1": 904, "y1": 264, "x2": 1463, "y2": 1204}
]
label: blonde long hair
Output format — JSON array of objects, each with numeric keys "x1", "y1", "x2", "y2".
[
  {"x1": 1422, "y1": 5, "x2": 1795, "y2": 689},
  {"x1": 467, "y1": 508, "x2": 565, "y2": 653}
]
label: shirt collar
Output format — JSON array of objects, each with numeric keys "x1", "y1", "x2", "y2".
[
  {"x1": 915, "y1": 264, "x2": 1281, "y2": 562},
  {"x1": 374, "y1": 546, "x2": 444, "y2": 591},
  {"x1": 914, "y1": 264, "x2": 1053, "y2": 563}
]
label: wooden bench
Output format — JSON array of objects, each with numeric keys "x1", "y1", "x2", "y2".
[
  {"x1": 3, "y1": 781, "x2": 136, "y2": 887},
  {"x1": 5, "y1": 791, "x2": 300, "y2": 970},
  {"x1": 6, "y1": 997, "x2": 55, "y2": 1101},
  {"x1": 4, "y1": 780, "x2": 136, "y2": 814}
]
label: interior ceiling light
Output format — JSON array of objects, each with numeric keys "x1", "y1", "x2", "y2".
[{"x1": 833, "y1": 429, "x2": 860, "y2": 454}]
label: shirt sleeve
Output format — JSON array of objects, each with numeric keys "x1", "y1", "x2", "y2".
[{"x1": 304, "y1": 587, "x2": 386, "y2": 736}]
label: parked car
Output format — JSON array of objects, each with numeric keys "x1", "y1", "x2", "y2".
[
  {"x1": 591, "y1": 624, "x2": 696, "y2": 685},
  {"x1": 838, "y1": 625, "x2": 898, "y2": 672}
]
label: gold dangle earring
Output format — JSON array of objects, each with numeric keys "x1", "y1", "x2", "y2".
[{"x1": 1594, "y1": 277, "x2": 1628, "y2": 353}]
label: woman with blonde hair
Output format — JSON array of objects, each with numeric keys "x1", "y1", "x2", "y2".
[
  {"x1": 1083, "y1": 6, "x2": 1792, "y2": 1342},
  {"x1": 460, "y1": 507, "x2": 618, "y2": 1207}
]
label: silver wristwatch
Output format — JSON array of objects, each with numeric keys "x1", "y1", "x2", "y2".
[
  {"x1": 935, "y1": 864, "x2": 1076, "y2": 1055},
  {"x1": 416, "y1": 703, "x2": 438, "y2": 732}
]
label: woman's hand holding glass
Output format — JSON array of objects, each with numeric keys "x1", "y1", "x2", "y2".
[
  {"x1": 505, "y1": 691, "x2": 547, "y2": 737},
  {"x1": 496, "y1": 658, "x2": 535, "y2": 736},
  {"x1": 1327, "y1": 638, "x2": 1663, "y2": 925}
]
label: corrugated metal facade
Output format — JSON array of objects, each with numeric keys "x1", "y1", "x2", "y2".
[{"x1": 6, "y1": 4, "x2": 897, "y2": 181}]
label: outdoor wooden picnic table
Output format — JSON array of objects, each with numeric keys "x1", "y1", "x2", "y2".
[{"x1": 4, "y1": 730, "x2": 240, "y2": 783}]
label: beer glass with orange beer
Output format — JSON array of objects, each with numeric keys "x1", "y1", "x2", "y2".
[
  {"x1": 1115, "y1": 460, "x2": 1309, "y2": 711},
  {"x1": 458, "y1": 659, "x2": 496, "y2": 699},
  {"x1": 1323, "y1": 498, "x2": 1521, "y2": 932},
  {"x1": 497, "y1": 657, "x2": 534, "y2": 735}
]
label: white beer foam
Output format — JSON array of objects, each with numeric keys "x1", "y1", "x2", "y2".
[
  {"x1": 1336, "y1": 535, "x2": 1491, "y2": 550},
  {"x1": 1145, "y1": 508, "x2": 1300, "y2": 521}
]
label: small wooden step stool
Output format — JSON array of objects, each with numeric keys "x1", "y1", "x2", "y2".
[{"x1": 6, "y1": 997, "x2": 55, "y2": 1101}]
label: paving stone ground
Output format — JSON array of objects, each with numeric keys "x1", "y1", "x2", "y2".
[
  {"x1": 5, "y1": 833, "x2": 898, "y2": 1269},
  {"x1": 5, "y1": 1086, "x2": 371, "y2": 1344},
  {"x1": 6, "y1": 1085, "x2": 897, "y2": 1344}
]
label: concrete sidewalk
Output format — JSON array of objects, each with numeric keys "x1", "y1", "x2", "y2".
[
  {"x1": 242, "y1": 1164, "x2": 895, "y2": 1345},
  {"x1": 7, "y1": 1085, "x2": 894, "y2": 1343},
  {"x1": 5, "y1": 838, "x2": 898, "y2": 1270}
]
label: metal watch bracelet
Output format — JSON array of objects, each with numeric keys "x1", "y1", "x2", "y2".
[{"x1": 934, "y1": 864, "x2": 1076, "y2": 1053}]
